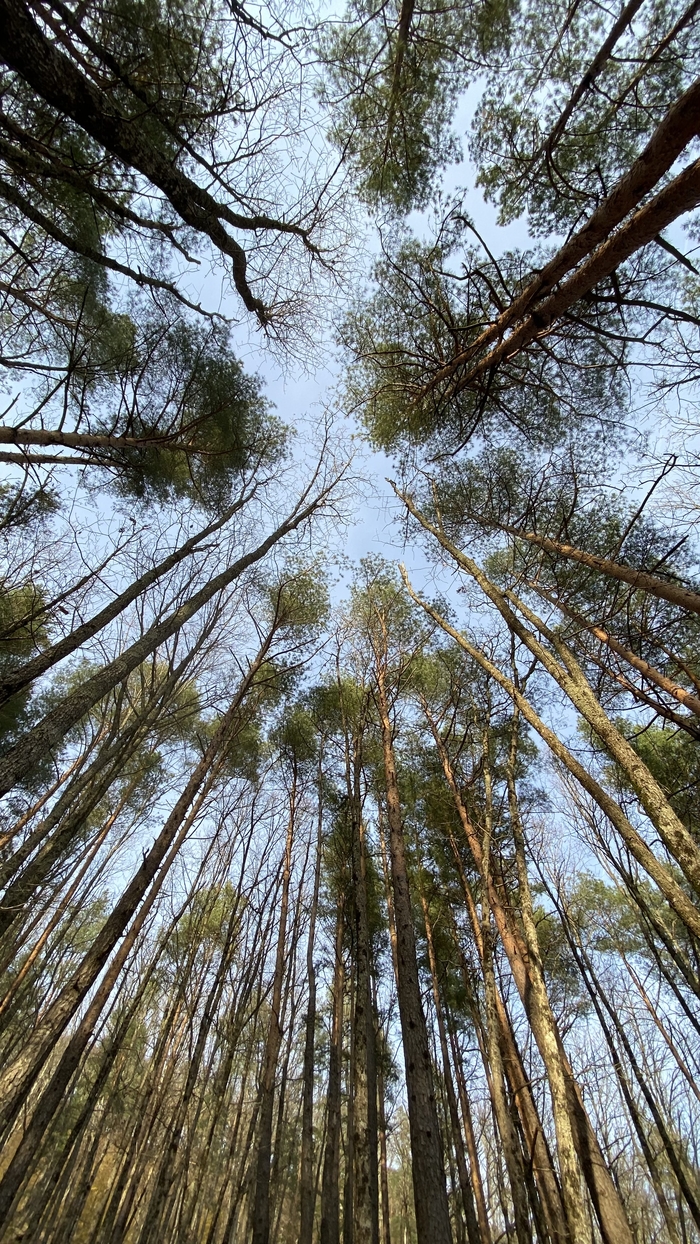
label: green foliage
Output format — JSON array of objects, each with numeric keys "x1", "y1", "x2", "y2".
[
  {"x1": 320, "y1": 0, "x2": 512, "y2": 211},
  {"x1": 266, "y1": 561, "x2": 330, "y2": 636},
  {"x1": 0, "y1": 481, "x2": 59, "y2": 533},
  {"x1": 344, "y1": 226, "x2": 628, "y2": 463},
  {"x1": 532, "y1": 904, "x2": 591, "y2": 1024},
  {"x1": 618, "y1": 723, "x2": 700, "y2": 837},
  {"x1": 471, "y1": 0, "x2": 697, "y2": 233},
  {"x1": 108, "y1": 320, "x2": 286, "y2": 512},
  {"x1": 270, "y1": 703, "x2": 319, "y2": 766},
  {"x1": 0, "y1": 586, "x2": 50, "y2": 748},
  {"x1": 567, "y1": 874, "x2": 651, "y2": 957}
]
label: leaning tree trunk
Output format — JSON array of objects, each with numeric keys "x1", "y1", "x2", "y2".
[
  {"x1": 0, "y1": 635, "x2": 273, "y2": 1144},
  {"x1": 0, "y1": 489, "x2": 323, "y2": 798},
  {"x1": 428, "y1": 705, "x2": 632, "y2": 1244}
]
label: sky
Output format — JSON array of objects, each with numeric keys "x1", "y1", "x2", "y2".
[{"x1": 219, "y1": 83, "x2": 535, "y2": 599}]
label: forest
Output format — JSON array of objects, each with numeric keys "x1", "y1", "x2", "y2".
[{"x1": 0, "y1": 0, "x2": 698, "y2": 1240}]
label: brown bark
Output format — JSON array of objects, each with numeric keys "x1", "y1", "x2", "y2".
[
  {"x1": 502, "y1": 733, "x2": 591, "y2": 1244},
  {"x1": 449, "y1": 892, "x2": 568, "y2": 1244},
  {"x1": 422, "y1": 706, "x2": 636, "y2": 1244},
  {"x1": 376, "y1": 1004, "x2": 393, "y2": 1244},
  {"x1": 541, "y1": 0, "x2": 646, "y2": 157},
  {"x1": 375, "y1": 665, "x2": 452, "y2": 1244},
  {"x1": 250, "y1": 764, "x2": 296, "y2": 1244},
  {"x1": 134, "y1": 893, "x2": 244, "y2": 1243},
  {"x1": 0, "y1": 495, "x2": 248, "y2": 708},
  {"x1": 408, "y1": 571, "x2": 700, "y2": 940},
  {"x1": 0, "y1": 486, "x2": 326, "y2": 798},
  {"x1": 421, "y1": 699, "x2": 632, "y2": 1244},
  {"x1": 0, "y1": 423, "x2": 236, "y2": 455},
  {"x1": 453, "y1": 156, "x2": 700, "y2": 392},
  {"x1": 398, "y1": 493, "x2": 700, "y2": 902},
  {"x1": 498, "y1": 522, "x2": 700, "y2": 618},
  {"x1": 559, "y1": 904, "x2": 700, "y2": 1234},
  {"x1": 525, "y1": 583, "x2": 700, "y2": 720},
  {"x1": 344, "y1": 718, "x2": 379, "y2": 1244},
  {"x1": 321, "y1": 897, "x2": 346, "y2": 1244},
  {"x1": 0, "y1": 642, "x2": 204, "y2": 942},
  {"x1": 300, "y1": 782, "x2": 323, "y2": 1244},
  {"x1": 0, "y1": 0, "x2": 295, "y2": 322},
  {"x1": 420, "y1": 887, "x2": 483, "y2": 1244},
  {"x1": 0, "y1": 636, "x2": 272, "y2": 1141},
  {"x1": 419, "y1": 75, "x2": 700, "y2": 396},
  {"x1": 479, "y1": 741, "x2": 533, "y2": 1244}
]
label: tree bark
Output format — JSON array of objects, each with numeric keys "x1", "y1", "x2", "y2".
[
  {"x1": 300, "y1": 776, "x2": 323, "y2": 1244},
  {"x1": 0, "y1": 634, "x2": 272, "y2": 1142},
  {"x1": 425, "y1": 701, "x2": 632, "y2": 1244},
  {"x1": 250, "y1": 764, "x2": 296, "y2": 1244},
  {"x1": 401, "y1": 565, "x2": 700, "y2": 944},
  {"x1": 0, "y1": 487, "x2": 326, "y2": 797},
  {"x1": 321, "y1": 896, "x2": 346, "y2": 1244},
  {"x1": 399, "y1": 499, "x2": 700, "y2": 902},
  {"x1": 375, "y1": 666, "x2": 452, "y2": 1244},
  {"x1": 421, "y1": 888, "x2": 483, "y2": 1244},
  {"x1": 417, "y1": 74, "x2": 700, "y2": 397},
  {"x1": 0, "y1": 495, "x2": 248, "y2": 707}
]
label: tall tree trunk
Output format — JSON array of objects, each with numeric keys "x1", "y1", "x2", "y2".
[
  {"x1": 446, "y1": 885, "x2": 567, "y2": 1244},
  {"x1": 0, "y1": 636, "x2": 273, "y2": 1143},
  {"x1": 338, "y1": 668, "x2": 380, "y2": 1244},
  {"x1": 420, "y1": 888, "x2": 483, "y2": 1244},
  {"x1": 375, "y1": 666, "x2": 452, "y2": 1244},
  {"x1": 321, "y1": 896, "x2": 346, "y2": 1244},
  {"x1": 375, "y1": 999, "x2": 393, "y2": 1244},
  {"x1": 557, "y1": 896, "x2": 700, "y2": 1233},
  {"x1": 479, "y1": 751, "x2": 532, "y2": 1244},
  {"x1": 445, "y1": 1009, "x2": 492, "y2": 1244},
  {"x1": 400, "y1": 518, "x2": 700, "y2": 903},
  {"x1": 425, "y1": 702, "x2": 632, "y2": 1244},
  {"x1": 501, "y1": 724, "x2": 591, "y2": 1244},
  {"x1": 403, "y1": 568, "x2": 700, "y2": 943},
  {"x1": 300, "y1": 773, "x2": 324, "y2": 1244},
  {"x1": 0, "y1": 494, "x2": 249, "y2": 707},
  {"x1": 251, "y1": 763, "x2": 296, "y2": 1244},
  {"x1": 135, "y1": 896, "x2": 243, "y2": 1243}
]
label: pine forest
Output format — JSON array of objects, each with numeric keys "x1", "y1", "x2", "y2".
[{"x1": 0, "y1": 0, "x2": 698, "y2": 1240}]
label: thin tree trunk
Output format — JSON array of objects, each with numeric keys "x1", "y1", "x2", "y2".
[
  {"x1": 502, "y1": 722, "x2": 591, "y2": 1244},
  {"x1": 420, "y1": 887, "x2": 483, "y2": 1244},
  {"x1": 0, "y1": 635, "x2": 273, "y2": 1142},
  {"x1": 445, "y1": 1009, "x2": 492, "y2": 1244},
  {"x1": 250, "y1": 763, "x2": 296, "y2": 1244},
  {"x1": 479, "y1": 745, "x2": 532, "y2": 1244},
  {"x1": 375, "y1": 999, "x2": 393, "y2": 1244},
  {"x1": 555, "y1": 896, "x2": 700, "y2": 1232},
  {"x1": 425, "y1": 698, "x2": 631, "y2": 1244},
  {"x1": 402, "y1": 567, "x2": 700, "y2": 944},
  {"x1": 0, "y1": 494, "x2": 249, "y2": 707},
  {"x1": 399, "y1": 506, "x2": 700, "y2": 902},
  {"x1": 300, "y1": 770, "x2": 323, "y2": 1244},
  {"x1": 0, "y1": 487, "x2": 325, "y2": 797},
  {"x1": 321, "y1": 896, "x2": 346, "y2": 1244}
]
